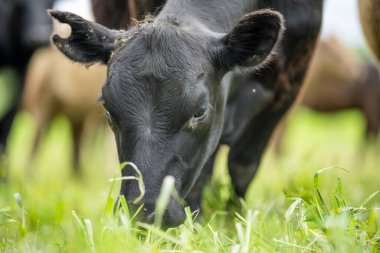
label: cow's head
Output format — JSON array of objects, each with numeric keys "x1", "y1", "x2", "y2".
[{"x1": 49, "y1": 10, "x2": 283, "y2": 227}]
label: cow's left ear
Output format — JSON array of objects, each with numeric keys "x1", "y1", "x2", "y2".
[
  {"x1": 49, "y1": 10, "x2": 122, "y2": 65},
  {"x1": 212, "y1": 10, "x2": 284, "y2": 71}
]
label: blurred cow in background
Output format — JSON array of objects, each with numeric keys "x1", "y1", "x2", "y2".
[
  {"x1": 302, "y1": 37, "x2": 380, "y2": 137},
  {"x1": 0, "y1": 0, "x2": 55, "y2": 155},
  {"x1": 273, "y1": 36, "x2": 380, "y2": 154},
  {"x1": 22, "y1": 46, "x2": 106, "y2": 171},
  {"x1": 274, "y1": 0, "x2": 380, "y2": 154},
  {"x1": 358, "y1": 0, "x2": 380, "y2": 64}
]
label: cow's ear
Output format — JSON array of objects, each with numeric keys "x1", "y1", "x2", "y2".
[
  {"x1": 212, "y1": 10, "x2": 284, "y2": 71},
  {"x1": 48, "y1": 10, "x2": 121, "y2": 65}
]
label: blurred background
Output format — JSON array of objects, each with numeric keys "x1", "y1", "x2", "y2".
[{"x1": 0, "y1": 0, "x2": 379, "y2": 250}]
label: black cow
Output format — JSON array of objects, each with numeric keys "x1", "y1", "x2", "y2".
[
  {"x1": 50, "y1": 0, "x2": 323, "y2": 227},
  {"x1": 0, "y1": 0, "x2": 54, "y2": 155}
]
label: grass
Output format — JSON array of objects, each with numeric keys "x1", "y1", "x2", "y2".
[{"x1": 0, "y1": 108, "x2": 380, "y2": 252}]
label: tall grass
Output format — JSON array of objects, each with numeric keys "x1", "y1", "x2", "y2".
[{"x1": 1, "y1": 108, "x2": 379, "y2": 252}]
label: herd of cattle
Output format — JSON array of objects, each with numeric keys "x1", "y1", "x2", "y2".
[{"x1": 0, "y1": 0, "x2": 379, "y2": 226}]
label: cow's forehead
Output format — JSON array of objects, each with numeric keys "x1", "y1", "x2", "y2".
[
  {"x1": 103, "y1": 58, "x2": 204, "y2": 115},
  {"x1": 107, "y1": 48, "x2": 206, "y2": 100},
  {"x1": 109, "y1": 22, "x2": 209, "y2": 77},
  {"x1": 103, "y1": 22, "x2": 211, "y2": 113}
]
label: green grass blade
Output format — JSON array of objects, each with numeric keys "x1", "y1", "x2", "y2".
[
  {"x1": 360, "y1": 191, "x2": 379, "y2": 207},
  {"x1": 155, "y1": 176, "x2": 176, "y2": 227}
]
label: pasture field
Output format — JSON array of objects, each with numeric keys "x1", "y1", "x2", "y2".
[{"x1": 1, "y1": 108, "x2": 380, "y2": 252}]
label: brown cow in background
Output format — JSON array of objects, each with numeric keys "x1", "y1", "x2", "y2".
[
  {"x1": 274, "y1": 36, "x2": 380, "y2": 153},
  {"x1": 302, "y1": 36, "x2": 380, "y2": 137},
  {"x1": 22, "y1": 46, "x2": 107, "y2": 170},
  {"x1": 358, "y1": 0, "x2": 380, "y2": 63}
]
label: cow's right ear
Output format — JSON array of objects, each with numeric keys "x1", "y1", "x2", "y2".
[
  {"x1": 48, "y1": 10, "x2": 121, "y2": 65},
  {"x1": 210, "y1": 10, "x2": 284, "y2": 72}
]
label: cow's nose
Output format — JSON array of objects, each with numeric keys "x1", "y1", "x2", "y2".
[
  {"x1": 160, "y1": 202, "x2": 186, "y2": 228},
  {"x1": 116, "y1": 199, "x2": 186, "y2": 227},
  {"x1": 126, "y1": 202, "x2": 156, "y2": 224}
]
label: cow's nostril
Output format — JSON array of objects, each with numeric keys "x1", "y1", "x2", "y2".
[{"x1": 161, "y1": 207, "x2": 186, "y2": 228}]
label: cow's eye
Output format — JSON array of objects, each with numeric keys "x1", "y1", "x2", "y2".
[
  {"x1": 193, "y1": 104, "x2": 208, "y2": 120},
  {"x1": 104, "y1": 110, "x2": 116, "y2": 130}
]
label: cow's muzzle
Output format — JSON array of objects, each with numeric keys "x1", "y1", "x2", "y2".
[{"x1": 115, "y1": 197, "x2": 186, "y2": 228}]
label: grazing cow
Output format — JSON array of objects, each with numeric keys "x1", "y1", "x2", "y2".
[
  {"x1": 50, "y1": 0, "x2": 323, "y2": 226},
  {"x1": 91, "y1": 0, "x2": 166, "y2": 28},
  {"x1": 0, "y1": 0, "x2": 55, "y2": 154},
  {"x1": 358, "y1": 0, "x2": 380, "y2": 63},
  {"x1": 22, "y1": 46, "x2": 107, "y2": 171}
]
